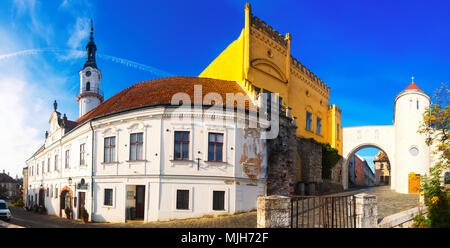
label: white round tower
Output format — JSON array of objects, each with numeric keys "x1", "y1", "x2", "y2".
[
  {"x1": 77, "y1": 20, "x2": 103, "y2": 117},
  {"x1": 393, "y1": 78, "x2": 431, "y2": 193}
]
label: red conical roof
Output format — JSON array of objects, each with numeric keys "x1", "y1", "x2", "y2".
[{"x1": 404, "y1": 82, "x2": 423, "y2": 91}]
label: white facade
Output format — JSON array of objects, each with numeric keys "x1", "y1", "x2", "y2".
[
  {"x1": 343, "y1": 83, "x2": 432, "y2": 194},
  {"x1": 25, "y1": 111, "x2": 93, "y2": 219},
  {"x1": 26, "y1": 105, "x2": 267, "y2": 223}
]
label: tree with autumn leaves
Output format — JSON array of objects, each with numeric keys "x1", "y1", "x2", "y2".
[{"x1": 416, "y1": 82, "x2": 449, "y2": 228}]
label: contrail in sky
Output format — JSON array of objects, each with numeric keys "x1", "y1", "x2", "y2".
[{"x1": 0, "y1": 48, "x2": 174, "y2": 78}]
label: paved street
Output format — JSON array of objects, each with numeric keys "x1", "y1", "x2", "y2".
[
  {"x1": 2, "y1": 185, "x2": 418, "y2": 228},
  {"x1": 4, "y1": 201, "x2": 256, "y2": 228}
]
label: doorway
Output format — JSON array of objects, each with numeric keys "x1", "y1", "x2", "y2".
[
  {"x1": 125, "y1": 185, "x2": 145, "y2": 221},
  {"x1": 38, "y1": 189, "x2": 45, "y2": 207},
  {"x1": 78, "y1": 192, "x2": 86, "y2": 219},
  {"x1": 135, "y1": 185, "x2": 145, "y2": 220}
]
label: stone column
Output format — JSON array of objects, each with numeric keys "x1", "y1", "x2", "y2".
[
  {"x1": 257, "y1": 195, "x2": 291, "y2": 228},
  {"x1": 354, "y1": 193, "x2": 378, "y2": 228}
]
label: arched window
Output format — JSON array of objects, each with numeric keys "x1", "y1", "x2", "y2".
[{"x1": 86, "y1": 82, "x2": 91, "y2": 91}]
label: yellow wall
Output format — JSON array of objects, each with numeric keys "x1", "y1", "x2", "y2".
[{"x1": 200, "y1": 3, "x2": 342, "y2": 154}]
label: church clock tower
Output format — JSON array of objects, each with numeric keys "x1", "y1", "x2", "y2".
[{"x1": 77, "y1": 20, "x2": 103, "y2": 117}]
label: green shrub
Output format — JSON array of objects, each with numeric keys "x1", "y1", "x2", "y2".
[
  {"x1": 420, "y1": 167, "x2": 450, "y2": 228},
  {"x1": 322, "y1": 143, "x2": 342, "y2": 179}
]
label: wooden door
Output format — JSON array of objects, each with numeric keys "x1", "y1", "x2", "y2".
[
  {"x1": 408, "y1": 173, "x2": 421, "y2": 194},
  {"x1": 135, "y1": 185, "x2": 145, "y2": 220},
  {"x1": 78, "y1": 192, "x2": 86, "y2": 219}
]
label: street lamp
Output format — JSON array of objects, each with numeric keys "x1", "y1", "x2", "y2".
[{"x1": 68, "y1": 177, "x2": 72, "y2": 185}]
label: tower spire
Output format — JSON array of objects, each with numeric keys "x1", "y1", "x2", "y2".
[{"x1": 83, "y1": 18, "x2": 97, "y2": 69}]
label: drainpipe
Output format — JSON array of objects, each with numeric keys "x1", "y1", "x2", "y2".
[{"x1": 89, "y1": 120, "x2": 94, "y2": 221}]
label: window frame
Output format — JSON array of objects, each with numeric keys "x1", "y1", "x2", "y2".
[
  {"x1": 104, "y1": 136, "x2": 116, "y2": 163},
  {"x1": 103, "y1": 188, "x2": 114, "y2": 207},
  {"x1": 54, "y1": 154, "x2": 58, "y2": 171},
  {"x1": 306, "y1": 112, "x2": 312, "y2": 131},
  {"x1": 173, "y1": 131, "x2": 190, "y2": 161},
  {"x1": 80, "y1": 143, "x2": 86, "y2": 166},
  {"x1": 175, "y1": 189, "x2": 190, "y2": 210},
  {"x1": 207, "y1": 132, "x2": 224, "y2": 162},
  {"x1": 65, "y1": 150, "x2": 70, "y2": 169},
  {"x1": 212, "y1": 190, "x2": 226, "y2": 211},
  {"x1": 316, "y1": 117, "x2": 322, "y2": 135},
  {"x1": 129, "y1": 133, "x2": 144, "y2": 161}
]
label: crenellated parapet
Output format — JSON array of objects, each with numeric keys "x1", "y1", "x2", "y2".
[
  {"x1": 250, "y1": 14, "x2": 288, "y2": 48},
  {"x1": 290, "y1": 56, "x2": 330, "y2": 96}
]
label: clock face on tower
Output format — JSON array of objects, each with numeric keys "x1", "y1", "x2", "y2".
[{"x1": 85, "y1": 70, "x2": 91, "y2": 77}]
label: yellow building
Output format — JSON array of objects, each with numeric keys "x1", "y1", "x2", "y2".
[
  {"x1": 200, "y1": 3, "x2": 342, "y2": 154},
  {"x1": 374, "y1": 151, "x2": 390, "y2": 185}
]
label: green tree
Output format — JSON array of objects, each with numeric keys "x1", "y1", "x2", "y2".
[{"x1": 417, "y1": 82, "x2": 450, "y2": 228}]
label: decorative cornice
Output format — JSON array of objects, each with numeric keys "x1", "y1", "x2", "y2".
[
  {"x1": 250, "y1": 14, "x2": 287, "y2": 47},
  {"x1": 290, "y1": 56, "x2": 330, "y2": 96}
]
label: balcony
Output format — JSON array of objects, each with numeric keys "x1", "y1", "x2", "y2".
[{"x1": 76, "y1": 87, "x2": 104, "y2": 102}]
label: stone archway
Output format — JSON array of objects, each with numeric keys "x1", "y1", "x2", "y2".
[
  {"x1": 343, "y1": 143, "x2": 393, "y2": 188},
  {"x1": 59, "y1": 186, "x2": 73, "y2": 218},
  {"x1": 342, "y1": 125, "x2": 395, "y2": 191}
]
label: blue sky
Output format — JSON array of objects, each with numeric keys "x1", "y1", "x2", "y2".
[{"x1": 0, "y1": 0, "x2": 448, "y2": 177}]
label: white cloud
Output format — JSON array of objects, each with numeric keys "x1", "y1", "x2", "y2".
[
  {"x1": 57, "y1": 17, "x2": 90, "y2": 61},
  {"x1": 12, "y1": 0, "x2": 53, "y2": 44}
]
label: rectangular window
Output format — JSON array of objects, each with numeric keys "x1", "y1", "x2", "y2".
[
  {"x1": 176, "y1": 189, "x2": 189, "y2": 210},
  {"x1": 65, "y1": 150, "x2": 70, "y2": 169},
  {"x1": 104, "y1": 137, "x2": 116, "y2": 163},
  {"x1": 208, "y1": 133, "x2": 223, "y2": 162},
  {"x1": 317, "y1": 118, "x2": 322, "y2": 135},
  {"x1": 55, "y1": 188, "x2": 58, "y2": 199},
  {"x1": 306, "y1": 112, "x2": 312, "y2": 131},
  {"x1": 174, "y1": 131, "x2": 189, "y2": 160},
  {"x1": 80, "y1": 143, "x2": 86, "y2": 165},
  {"x1": 104, "y1": 188, "x2": 113, "y2": 206},
  {"x1": 47, "y1": 158, "x2": 51, "y2": 172},
  {"x1": 54, "y1": 155, "x2": 58, "y2": 171},
  {"x1": 212, "y1": 191, "x2": 225, "y2": 211},
  {"x1": 42, "y1": 161, "x2": 45, "y2": 174},
  {"x1": 130, "y1": 133, "x2": 143, "y2": 161}
]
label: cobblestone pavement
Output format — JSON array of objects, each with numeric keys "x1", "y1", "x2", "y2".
[
  {"x1": 343, "y1": 185, "x2": 420, "y2": 219},
  {"x1": 4, "y1": 185, "x2": 418, "y2": 228},
  {"x1": 5, "y1": 202, "x2": 257, "y2": 228}
]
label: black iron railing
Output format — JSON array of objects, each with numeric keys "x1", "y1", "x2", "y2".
[{"x1": 290, "y1": 195, "x2": 357, "y2": 228}]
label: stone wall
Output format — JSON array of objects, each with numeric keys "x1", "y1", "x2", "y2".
[
  {"x1": 297, "y1": 138, "x2": 322, "y2": 183},
  {"x1": 266, "y1": 115, "x2": 297, "y2": 196},
  {"x1": 355, "y1": 193, "x2": 378, "y2": 228},
  {"x1": 257, "y1": 195, "x2": 291, "y2": 228}
]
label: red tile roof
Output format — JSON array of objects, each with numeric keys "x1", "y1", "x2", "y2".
[
  {"x1": 75, "y1": 76, "x2": 252, "y2": 125},
  {"x1": 0, "y1": 173, "x2": 16, "y2": 183},
  {"x1": 403, "y1": 82, "x2": 423, "y2": 91},
  {"x1": 29, "y1": 77, "x2": 253, "y2": 159}
]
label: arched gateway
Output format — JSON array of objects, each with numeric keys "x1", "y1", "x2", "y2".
[
  {"x1": 342, "y1": 80, "x2": 432, "y2": 194},
  {"x1": 342, "y1": 125, "x2": 395, "y2": 190}
]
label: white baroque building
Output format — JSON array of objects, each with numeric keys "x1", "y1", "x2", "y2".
[
  {"x1": 25, "y1": 27, "x2": 268, "y2": 223},
  {"x1": 342, "y1": 79, "x2": 432, "y2": 194}
]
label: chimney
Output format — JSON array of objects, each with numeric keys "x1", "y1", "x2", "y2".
[{"x1": 2, "y1": 169, "x2": 4, "y2": 174}]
